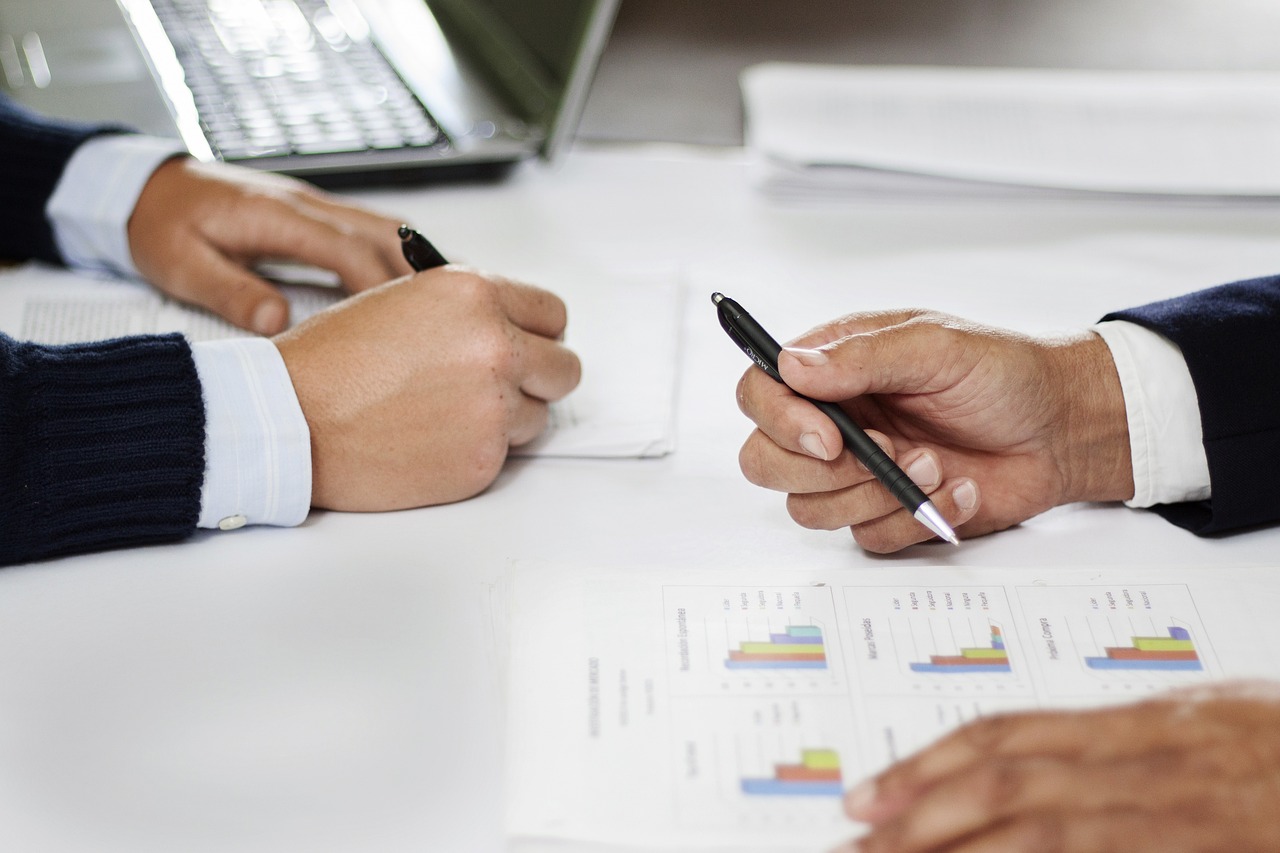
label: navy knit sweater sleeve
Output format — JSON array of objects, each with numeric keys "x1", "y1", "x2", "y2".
[
  {"x1": 0, "y1": 97, "x2": 207, "y2": 565},
  {"x1": 0, "y1": 95, "x2": 124, "y2": 264},
  {"x1": 1103, "y1": 274, "x2": 1280, "y2": 535},
  {"x1": 0, "y1": 331, "x2": 206, "y2": 565}
]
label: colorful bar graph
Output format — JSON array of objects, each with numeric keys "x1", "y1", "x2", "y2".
[
  {"x1": 909, "y1": 623, "x2": 1012, "y2": 674},
  {"x1": 741, "y1": 749, "x2": 843, "y2": 797},
  {"x1": 725, "y1": 625, "x2": 827, "y2": 670},
  {"x1": 1085, "y1": 626, "x2": 1202, "y2": 671}
]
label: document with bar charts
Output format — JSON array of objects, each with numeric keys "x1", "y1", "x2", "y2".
[{"x1": 504, "y1": 564, "x2": 1280, "y2": 851}]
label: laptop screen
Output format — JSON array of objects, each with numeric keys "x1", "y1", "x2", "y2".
[{"x1": 427, "y1": 0, "x2": 611, "y2": 131}]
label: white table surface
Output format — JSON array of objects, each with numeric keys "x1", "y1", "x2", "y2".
[{"x1": 5, "y1": 143, "x2": 1280, "y2": 852}]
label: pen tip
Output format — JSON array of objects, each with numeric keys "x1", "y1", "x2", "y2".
[
  {"x1": 711, "y1": 292, "x2": 724, "y2": 305},
  {"x1": 914, "y1": 502, "x2": 960, "y2": 546},
  {"x1": 398, "y1": 224, "x2": 412, "y2": 240}
]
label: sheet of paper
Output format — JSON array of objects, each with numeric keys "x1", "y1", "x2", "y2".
[
  {"x1": 741, "y1": 62, "x2": 1280, "y2": 199},
  {"x1": 0, "y1": 263, "x2": 681, "y2": 459},
  {"x1": 505, "y1": 563, "x2": 1280, "y2": 851}
]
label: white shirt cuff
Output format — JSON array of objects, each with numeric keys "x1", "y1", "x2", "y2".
[
  {"x1": 1092, "y1": 320, "x2": 1210, "y2": 508},
  {"x1": 45, "y1": 134, "x2": 188, "y2": 278},
  {"x1": 190, "y1": 338, "x2": 312, "y2": 529}
]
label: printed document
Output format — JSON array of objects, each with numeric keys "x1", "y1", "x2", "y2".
[{"x1": 505, "y1": 563, "x2": 1280, "y2": 850}]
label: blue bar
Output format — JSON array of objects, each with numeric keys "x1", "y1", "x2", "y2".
[
  {"x1": 724, "y1": 660, "x2": 828, "y2": 670},
  {"x1": 909, "y1": 663, "x2": 1012, "y2": 674},
  {"x1": 741, "y1": 779, "x2": 844, "y2": 797},
  {"x1": 1085, "y1": 658, "x2": 1202, "y2": 671},
  {"x1": 1168, "y1": 626, "x2": 1191, "y2": 641}
]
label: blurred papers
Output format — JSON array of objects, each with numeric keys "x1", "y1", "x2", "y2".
[{"x1": 742, "y1": 62, "x2": 1280, "y2": 201}]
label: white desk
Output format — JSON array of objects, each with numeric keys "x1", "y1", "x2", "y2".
[{"x1": 4, "y1": 144, "x2": 1280, "y2": 852}]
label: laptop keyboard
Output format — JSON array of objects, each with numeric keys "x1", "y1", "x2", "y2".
[{"x1": 150, "y1": 0, "x2": 445, "y2": 160}]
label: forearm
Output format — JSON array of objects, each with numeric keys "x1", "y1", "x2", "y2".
[
  {"x1": 0, "y1": 332, "x2": 206, "y2": 565},
  {"x1": 1104, "y1": 275, "x2": 1280, "y2": 534},
  {"x1": 0, "y1": 96, "x2": 126, "y2": 264},
  {"x1": 1045, "y1": 330, "x2": 1135, "y2": 506}
]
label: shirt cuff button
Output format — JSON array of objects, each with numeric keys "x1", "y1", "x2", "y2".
[{"x1": 218, "y1": 514, "x2": 248, "y2": 531}]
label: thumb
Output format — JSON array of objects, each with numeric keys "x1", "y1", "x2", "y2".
[{"x1": 778, "y1": 317, "x2": 965, "y2": 401}]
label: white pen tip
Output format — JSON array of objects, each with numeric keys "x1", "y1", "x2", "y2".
[
  {"x1": 711, "y1": 292, "x2": 724, "y2": 304},
  {"x1": 914, "y1": 502, "x2": 960, "y2": 545}
]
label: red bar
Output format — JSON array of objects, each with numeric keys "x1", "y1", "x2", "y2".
[
  {"x1": 1105, "y1": 648, "x2": 1199, "y2": 661},
  {"x1": 728, "y1": 651, "x2": 827, "y2": 662},
  {"x1": 775, "y1": 765, "x2": 842, "y2": 782}
]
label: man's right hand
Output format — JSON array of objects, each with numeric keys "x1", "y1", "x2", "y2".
[
  {"x1": 735, "y1": 309, "x2": 1135, "y2": 552},
  {"x1": 273, "y1": 267, "x2": 581, "y2": 510}
]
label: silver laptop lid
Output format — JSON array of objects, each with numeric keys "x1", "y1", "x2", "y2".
[{"x1": 0, "y1": 0, "x2": 618, "y2": 184}]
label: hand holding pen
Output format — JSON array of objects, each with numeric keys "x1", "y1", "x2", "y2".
[{"x1": 716, "y1": 293, "x2": 960, "y2": 547}]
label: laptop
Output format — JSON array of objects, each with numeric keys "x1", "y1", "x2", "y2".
[{"x1": 0, "y1": 0, "x2": 618, "y2": 186}]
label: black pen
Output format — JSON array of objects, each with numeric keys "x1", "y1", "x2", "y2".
[
  {"x1": 398, "y1": 224, "x2": 449, "y2": 271},
  {"x1": 712, "y1": 292, "x2": 959, "y2": 545}
]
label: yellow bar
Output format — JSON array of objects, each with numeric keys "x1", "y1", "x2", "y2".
[
  {"x1": 738, "y1": 643, "x2": 824, "y2": 655},
  {"x1": 1132, "y1": 638, "x2": 1195, "y2": 652},
  {"x1": 801, "y1": 749, "x2": 841, "y2": 770},
  {"x1": 960, "y1": 648, "x2": 1009, "y2": 659}
]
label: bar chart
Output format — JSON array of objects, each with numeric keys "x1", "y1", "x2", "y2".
[
  {"x1": 843, "y1": 585, "x2": 1034, "y2": 697},
  {"x1": 668, "y1": 696, "x2": 856, "y2": 832},
  {"x1": 726, "y1": 625, "x2": 828, "y2": 671},
  {"x1": 908, "y1": 622, "x2": 1012, "y2": 674},
  {"x1": 739, "y1": 748, "x2": 843, "y2": 797},
  {"x1": 1083, "y1": 625, "x2": 1202, "y2": 672},
  {"x1": 663, "y1": 585, "x2": 846, "y2": 695},
  {"x1": 1015, "y1": 584, "x2": 1216, "y2": 696}
]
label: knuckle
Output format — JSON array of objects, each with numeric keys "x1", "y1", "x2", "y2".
[
  {"x1": 959, "y1": 713, "x2": 1020, "y2": 753},
  {"x1": 737, "y1": 438, "x2": 762, "y2": 484},
  {"x1": 850, "y1": 527, "x2": 896, "y2": 554},
  {"x1": 445, "y1": 270, "x2": 502, "y2": 306},
  {"x1": 735, "y1": 373, "x2": 753, "y2": 415},
  {"x1": 466, "y1": 324, "x2": 520, "y2": 374},
  {"x1": 787, "y1": 493, "x2": 832, "y2": 530},
  {"x1": 459, "y1": 436, "x2": 508, "y2": 497},
  {"x1": 1012, "y1": 814, "x2": 1067, "y2": 853},
  {"x1": 971, "y1": 759, "x2": 1027, "y2": 812},
  {"x1": 737, "y1": 434, "x2": 770, "y2": 486}
]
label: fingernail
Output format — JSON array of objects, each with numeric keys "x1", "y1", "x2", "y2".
[
  {"x1": 783, "y1": 346, "x2": 828, "y2": 366},
  {"x1": 252, "y1": 300, "x2": 286, "y2": 335},
  {"x1": 845, "y1": 778, "x2": 877, "y2": 819},
  {"x1": 953, "y1": 480, "x2": 978, "y2": 512},
  {"x1": 904, "y1": 453, "x2": 939, "y2": 488},
  {"x1": 799, "y1": 431, "x2": 831, "y2": 460}
]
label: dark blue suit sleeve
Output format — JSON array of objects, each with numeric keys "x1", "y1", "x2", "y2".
[
  {"x1": 0, "y1": 95, "x2": 125, "y2": 264},
  {"x1": 1103, "y1": 274, "x2": 1280, "y2": 534},
  {"x1": 0, "y1": 331, "x2": 206, "y2": 565}
]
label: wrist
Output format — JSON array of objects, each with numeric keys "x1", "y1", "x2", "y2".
[{"x1": 1046, "y1": 331, "x2": 1134, "y2": 505}]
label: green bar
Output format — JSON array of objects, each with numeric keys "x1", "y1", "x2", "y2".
[
  {"x1": 787, "y1": 626, "x2": 824, "y2": 638},
  {"x1": 801, "y1": 749, "x2": 841, "y2": 770},
  {"x1": 1132, "y1": 638, "x2": 1195, "y2": 652},
  {"x1": 739, "y1": 643, "x2": 824, "y2": 655},
  {"x1": 961, "y1": 648, "x2": 1010, "y2": 659}
]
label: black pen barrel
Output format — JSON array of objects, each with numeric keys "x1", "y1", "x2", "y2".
[{"x1": 813, "y1": 400, "x2": 928, "y2": 512}]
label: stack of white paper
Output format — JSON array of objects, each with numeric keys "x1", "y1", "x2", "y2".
[{"x1": 741, "y1": 62, "x2": 1280, "y2": 201}]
